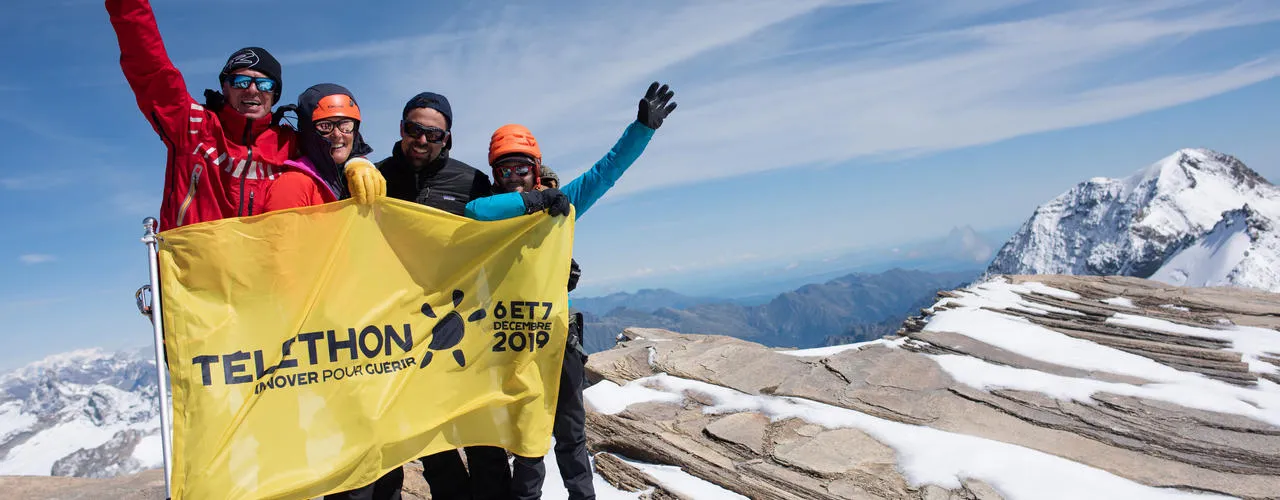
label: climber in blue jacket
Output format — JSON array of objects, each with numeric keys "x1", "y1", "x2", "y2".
[
  {"x1": 473, "y1": 82, "x2": 676, "y2": 500},
  {"x1": 465, "y1": 82, "x2": 676, "y2": 222}
]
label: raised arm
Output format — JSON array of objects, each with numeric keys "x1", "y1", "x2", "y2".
[
  {"x1": 106, "y1": 0, "x2": 196, "y2": 141},
  {"x1": 561, "y1": 82, "x2": 676, "y2": 219}
]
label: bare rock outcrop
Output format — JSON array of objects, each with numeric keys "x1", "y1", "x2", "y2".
[{"x1": 584, "y1": 275, "x2": 1280, "y2": 499}]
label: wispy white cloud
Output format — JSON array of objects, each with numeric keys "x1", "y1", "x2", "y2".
[
  {"x1": 164, "y1": 0, "x2": 1280, "y2": 203},
  {"x1": 610, "y1": 1, "x2": 1280, "y2": 196},
  {"x1": 0, "y1": 172, "x2": 76, "y2": 191},
  {"x1": 295, "y1": 0, "x2": 1280, "y2": 200},
  {"x1": 1, "y1": 164, "x2": 159, "y2": 218},
  {"x1": 106, "y1": 190, "x2": 160, "y2": 218},
  {"x1": 292, "y1": 0, "x2": 840, "y2": 163},
  {"x1": 0, "y1": 111, "x2": 124, "y2": 156},
  {"x1": 581, "y1": 251, "x2": 767, "y2": 289},
  {"x1": 19, "y1": 254, "x2": 56, "y2": 265},
  {"x1": 92, "y1": 167, "x2": 163, "y2": 219}
]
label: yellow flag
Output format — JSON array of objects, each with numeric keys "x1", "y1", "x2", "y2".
[{"x1": 158, "y1": 198, "x2": 574, "y2": 500}]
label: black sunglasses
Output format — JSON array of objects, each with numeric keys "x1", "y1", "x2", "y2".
[
  {"x1": 401, "y1": 120, "x2": 448, "y2": 143},
  {"x1": 226, "y1": 74, "x2": 277, "y2": 93}
]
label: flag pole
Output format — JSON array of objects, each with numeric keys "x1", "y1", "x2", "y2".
[{"x1": 138, "y1": 217, "x2": 174, "y2": 499}]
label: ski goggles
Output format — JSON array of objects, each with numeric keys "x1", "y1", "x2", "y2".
[
  {"x1": 314, "y1": 118, "x2": 357, "y2": 135},
  {"x1": 401, "y1": 120, "x2": 448, "y2": 143},
  {"x1": 225, "y1": 74, "x2": 278, "y2": 93},
  {"x1": 495, "y1": 164, "x2": 534, "y2": 178}
]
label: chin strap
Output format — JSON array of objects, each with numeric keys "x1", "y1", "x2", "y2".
[{"x1": 272, "y1": 104, "x2": 298, "y2": 129}]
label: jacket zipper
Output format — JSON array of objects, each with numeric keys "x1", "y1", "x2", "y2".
[
  {"x1": 247, "y1": 191, "x2": 255, "y2": 216},
  {"x1": 176, "y1": 164, "x2": 202, "y2": 226},
  {"x1": 238, "y1": 119, "x2": 254, "y2": 216},
  {"x1": 415, "y1": 170, "x2": 430, "y2": 202}
]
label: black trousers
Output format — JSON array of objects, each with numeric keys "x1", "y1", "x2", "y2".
[
  {"x1": 510, "y1": 340, "x2": 594, "y2": 500},
  {"x1": 325, "y1": 312, "x2": 588, "y2": 500},
  {"x1": 323, "y1": 446, "x2": 510, "y2": 500},
  {"x1": 421, "y1": 445, "x2": 512, "y2": 500},
  {"x1": 322, "y1": 466, "x2": 403, "y2": 500}
]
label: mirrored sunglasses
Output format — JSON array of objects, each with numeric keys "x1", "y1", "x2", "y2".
[
  {"x1": 226, "y1": 74, "x2": 277, "y2": 93},
  {"x1": 314, "y1": 119, "x2": 357, "y2": 134},
  {"x1": 497, "y1": 164, "x2": 533, "y2": 178},
  {"x1": 401, "y1": 120, "x2": 448, "y2": 143}
]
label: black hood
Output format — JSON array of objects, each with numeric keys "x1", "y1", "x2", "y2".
[{"x1": 295, "y1": 83, "x2": 373, "y2": 199}]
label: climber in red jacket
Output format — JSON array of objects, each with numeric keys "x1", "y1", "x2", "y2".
[{"x1": 106, "y1": 0, "x2": 298, "y2": 230}]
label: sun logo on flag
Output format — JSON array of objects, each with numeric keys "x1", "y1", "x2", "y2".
[{"x1": 420, "y1": 289, "x2": 487, "y2": 368}]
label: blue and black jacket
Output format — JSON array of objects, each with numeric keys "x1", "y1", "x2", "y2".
[{"x1": 465, "y1": 120, "x2": 656, "y2": 220}]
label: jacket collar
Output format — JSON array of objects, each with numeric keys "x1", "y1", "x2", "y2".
[
  {"x1": 391, "y1": 140, "x2": 449, "y2": 174},
  {"x1": 282, "y1": 157, "x2": 339, "y2": 202},
  {"x1": 218, "y1": 105, "x2": 276, "y2": 145}
]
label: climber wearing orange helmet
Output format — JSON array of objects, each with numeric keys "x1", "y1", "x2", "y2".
[
  {"x1": 465, "y1": 82, "x2": 676, "y2": 223},
  {"x1": 468, "y1": 82, "x2": 678, "y2": 500},
  {"x1": 261, "y1": 83, "x2": 385, "y2": 212},
  {"x1": 488, "y1": 124, "x2": 543, "y2": 193}
]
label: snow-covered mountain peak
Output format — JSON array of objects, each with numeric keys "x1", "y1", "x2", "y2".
[
  {"x1": 1126, "y1": 148, "x2": 1258, "y2": 190},
  {"x1": 2, "y1": 348, "x2": 149, "y2": 387},
  {"x1": 0, "y1": 347, "x2": 160, "y2": 476},
  {"x1": 1127, "y1": 149, "x2": 1278, "y2": 240},
  {"x1": 987, "y1": 149, "x2": 1280, "y2": 292}
]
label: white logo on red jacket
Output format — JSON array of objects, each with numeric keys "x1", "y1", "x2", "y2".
[{"x1": 193, "y1": 143, "x2": 278, "y2": 180}]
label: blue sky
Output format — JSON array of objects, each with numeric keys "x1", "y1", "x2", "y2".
[{"x1": 1, "y1": 0, "x2": 1279, "y2": 370}]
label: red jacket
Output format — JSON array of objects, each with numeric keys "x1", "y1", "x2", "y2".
[
  {"x1": 261, "y1": 157, "x2": 339, "y2": 213},
  {"x1": 107, "y1": 0, "x2": 296, "y2": 231}
]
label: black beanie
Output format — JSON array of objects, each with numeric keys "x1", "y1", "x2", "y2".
[
  {"x1": 219, "y1": 47, "x2": 283, "y2": 101},
  {"x1": 402, "y1": 92, "x2": 453, "y2": 130}
]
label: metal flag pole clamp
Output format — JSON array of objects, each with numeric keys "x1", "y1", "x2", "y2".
[{"x1": 140, "y1": 217, "x2": 174, "y2": 499}]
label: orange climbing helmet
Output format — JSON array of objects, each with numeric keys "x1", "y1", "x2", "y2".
[
  {"x1": 313, "y1": 93, "x2": 361, "y2": 122},
  {"x1": 488, "y1": 124, "x2": 541, "y2": 165}
]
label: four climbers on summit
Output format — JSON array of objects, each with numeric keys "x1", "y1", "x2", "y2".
[{"x1": 107, "y1": 1, "x2": 679, "y2": 498}]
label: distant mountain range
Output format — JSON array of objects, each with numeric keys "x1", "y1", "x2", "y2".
[
  {"x1": 0, "y1": 348, "x2": 161, "y2": 477},
  {"x1": 573, "y1": 224, "x2": 1011, "y2": 299},
  {"x1": 572, "y1": 289, "x2": 723, "y2": 315},
  {"x1": 579, "y1": 268, "x2": 978, "y2": 352},
  {"x1": 988, "y1": 148, "x2": 1279, "y2": 292},
  {"x1": 714, "y1": 225, "x2": 1002, "y2": 299}
]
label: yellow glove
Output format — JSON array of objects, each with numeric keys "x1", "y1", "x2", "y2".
[{"x1": 343, "y1": 157, "x2": 386, "y2": 205}]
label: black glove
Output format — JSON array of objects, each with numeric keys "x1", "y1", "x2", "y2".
[
  {"x1": 567, "y1": 259, "x2": 582, "y2": 292},
  {"x1": 637, "y1": 81, "x2": 677, "y2": 129},
  {"x1": 521, "y1": 188, "x2": 571, "y2": 217}
]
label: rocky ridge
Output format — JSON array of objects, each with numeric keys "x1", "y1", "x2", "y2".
[{"x1": 581, "y1": 275, "x2": 1280, "y2": 499}]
